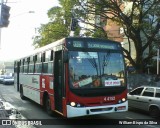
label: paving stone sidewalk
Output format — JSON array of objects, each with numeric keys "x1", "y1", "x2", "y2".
[
  {"x1": 0, "y1": 98, "x2": 16, "y2": 128},
  {"x1": 0, "y1": 95, "x2": 35, "y2": 128}
]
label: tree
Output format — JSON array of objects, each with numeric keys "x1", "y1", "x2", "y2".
[
  {"x1": 73, "y1": 0, "x2": 160, "y2": 73},
  {"x1": 33, "y1": 0, "x2": 79, "y2": 48}
]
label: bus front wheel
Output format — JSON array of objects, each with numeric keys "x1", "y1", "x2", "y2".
[{"x1": 45, "y1": 95, "x2": 53, "y2": 116}]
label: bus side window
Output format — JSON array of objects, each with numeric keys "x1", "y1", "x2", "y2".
[
  {"x1": 24, "y1": 65, "x2": 28, "y2": 73},
  {"x1": 34, "y1": 53, "x2": 42, "y2": 74},
  {"x1": 42, "y1": 50, "x2": 54, "y2": 74},
  {"x1": 48, "y1": 62, "x2": 53, "y2": 74},
  {"x1": 51, "y1": 50, "x2": 54, "y2": 61},
  {"x1": 47, "y1": 50, "x2": 54, "y2": 74},
  {"x1": 46, "y1": 50, "x2": 50, "y2": 62},
  {"x1": 42, "y1": 52, "x2": 48, "y2": 73},
  {"x1": 20, "y1": 66, "x2": 23, "y2": 73},
  {"x1": 43, "y1": 62, "x2": 48, "y2": 73},
  {"x1": 14, "y1": 61, "x2": 17, "y2": 73},
  {"x1": 29, "y1": 64, "x2": 34, "y2": 73},
  {"x1": 23, "y1": 58, "x2": 28, "y2": 73},
  {"x1": 28, "y1": 56, "x2": 34, "y2": 73},
  {"x1": 37, "y1": 53, "x2": 41, "y2": 63},
  {"x1": 35, "y1": 63, "x2": 42, "y2": 73}
]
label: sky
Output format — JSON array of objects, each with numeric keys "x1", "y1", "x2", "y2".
[{"x1": 0, "y1": 0, "x2": 59, "y2": 61}]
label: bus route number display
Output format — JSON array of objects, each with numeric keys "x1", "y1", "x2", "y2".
[{"x1": 73, "y1": 41, "x2": 84, "y2": 48}]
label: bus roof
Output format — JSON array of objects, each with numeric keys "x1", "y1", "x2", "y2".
[
  {"x1": 66, "y1": 37, "x2": 120, "y2": 44},
  {"x1": 15, "y1": 37, "x2": 121, "y2": 61}
]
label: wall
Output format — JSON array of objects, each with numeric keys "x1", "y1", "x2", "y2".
[{"x1": 127, "y1": 74, "x2": 160, "y2": 91}]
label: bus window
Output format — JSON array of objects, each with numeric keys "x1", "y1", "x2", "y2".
[
  {"x1": 69, "y1": 51, "x2": 125, "y2": 88},
  {"x1": 14, "y1": 61, "x2": 17, "y2": 73},
  {"x1": 48, "y1": 62, "x2": 53, "y2": 74},
  {"x1": 43, "y1": 62, "x2": 48, "y2": 73},
  {"x1": 24, "y1": 65, "x2": 28, "y2": 73},
  {"x1": 46, "y1": 50, "x2": 51, "y2": 62},
  {"x1": 20, "y1": 66, "x2": 23, "y2": 73},
  {"x1": 42, "y1": 52, "x2": 45, "y2": 62},
  {"x1": 51, "y1": 50, "x2": 54, "y2": 61},
  {"x1": 35, "y1": 63, "x2": 42, "y2": 73},
  {"x1": 37, "y1": 53, "x2": 42, "y2": 63},
  {"x1": 29, "y1": 64, "x2": 34, "y2": 73}
]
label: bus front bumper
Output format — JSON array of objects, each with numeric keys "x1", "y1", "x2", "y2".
[{"x1": 66, "y1": 101, "x2": 128, "y2": 118}]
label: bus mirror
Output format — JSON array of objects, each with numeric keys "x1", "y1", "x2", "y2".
[{"x1": 63, "y1": 51, "x2": 69, "y2": 63}]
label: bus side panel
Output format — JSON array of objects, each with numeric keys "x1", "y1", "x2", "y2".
[
  {"x1": 40, "y1": 75, "x2": 55, "y2": 110},
  {"x1": 62, "y1": 97, "x2": 67, "y2": 117},
  {"x1": 20, "y1": 74, "x2": 41, "y2": 104}
]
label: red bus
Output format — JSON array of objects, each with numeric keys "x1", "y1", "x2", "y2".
[{"x1": 14, "y1": 37, "x2": 128, "y2": 118}]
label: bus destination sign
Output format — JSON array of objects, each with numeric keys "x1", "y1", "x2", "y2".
[
  {"x1": 70, "y1": 40, "x2": 119, "y2": 50},
  {"x1": 87, "y1": 42, "x2": 117, "y2": 50}
]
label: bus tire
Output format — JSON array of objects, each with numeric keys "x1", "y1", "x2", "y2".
[
  {"x1": 45, "y1": 95, "x2": 53, "y2": 116},
  {"x1": 20, "y1": 85, "x2": 27, "y2": 100}
]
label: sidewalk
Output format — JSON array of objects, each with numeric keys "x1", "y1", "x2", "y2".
[
  {"x1": 0, "y1": 98, "x2": 16, "y2": 128},
  {"x1": 0, "y1": 92, "x2": 35, "y2": 128}
]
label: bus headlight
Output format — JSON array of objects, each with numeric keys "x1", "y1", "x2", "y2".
[
  {"x1": 70, "y1": 102, "x2": 76, "y2": 107},
  {"x1": 122, "y1": 98, "x2": 126, "y2": 102},
  {"x1": 69, "y1": 102, "x2": 84, "y2": 107},
  {"x1": 118, "y1": 98, "x2": 126, "y2": 104}
]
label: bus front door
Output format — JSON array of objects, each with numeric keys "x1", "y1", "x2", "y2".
[{"x1": 54, "y1": 51, "x2": 63, "y2": 113}]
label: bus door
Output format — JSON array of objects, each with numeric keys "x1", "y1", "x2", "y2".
[
  {"x1": 15, "y1": 62, "x2": 20, "y2": 92},
  {"x1": 54, "y1": 51, "x2": 63, "y2": 113}
]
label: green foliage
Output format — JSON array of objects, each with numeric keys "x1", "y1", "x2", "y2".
[
  {"x1": 74, "y1": 0, "x2": 160, "y2": 73},
  {"x1": 32, "y1": 0, "x2": 160, "y2": 74},
  {"x1": 33, "y1": 22, "x2": 68, "y2": 48},
  {"x1": 33, "y1": 0, "x2": 79, "y2": 48},
  {"x1": 92, "y1": 28, "x2": 108, "y2": 39}
]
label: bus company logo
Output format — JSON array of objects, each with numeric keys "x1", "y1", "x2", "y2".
[
  {"x1": 32, "y1": 77, "x2": 38, "y2": 84},
  {"x1": 2, "y1": 120, "x2": 11, "y2": 125}
]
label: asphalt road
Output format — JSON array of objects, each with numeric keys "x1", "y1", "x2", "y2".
[{"x1": 0, "y1": 84, "x2": 159, "y2": 128}]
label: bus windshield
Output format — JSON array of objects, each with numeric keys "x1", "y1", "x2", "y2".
[{"x1": 69, "y1": 51, "x2": 126, "y2": 88}]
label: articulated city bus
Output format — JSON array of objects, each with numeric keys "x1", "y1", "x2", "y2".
[{"x1": 14, "y1": 37, "x2": 128, "y2": 118}]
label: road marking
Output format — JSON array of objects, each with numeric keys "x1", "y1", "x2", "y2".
[
  {"x1": 126, "y1": 117, "x2": 133, "y2": 119},
  {"x1": 146, "y1": 125, "x2": 159, "y2": 128}
]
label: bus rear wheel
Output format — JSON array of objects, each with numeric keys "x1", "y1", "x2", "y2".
[
  {"x1": 45, "y1": 95, "x2": 53, "y2": 116},
  {"x1": 20, "y1": 85, "x2": 27, "y2": 100}
]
